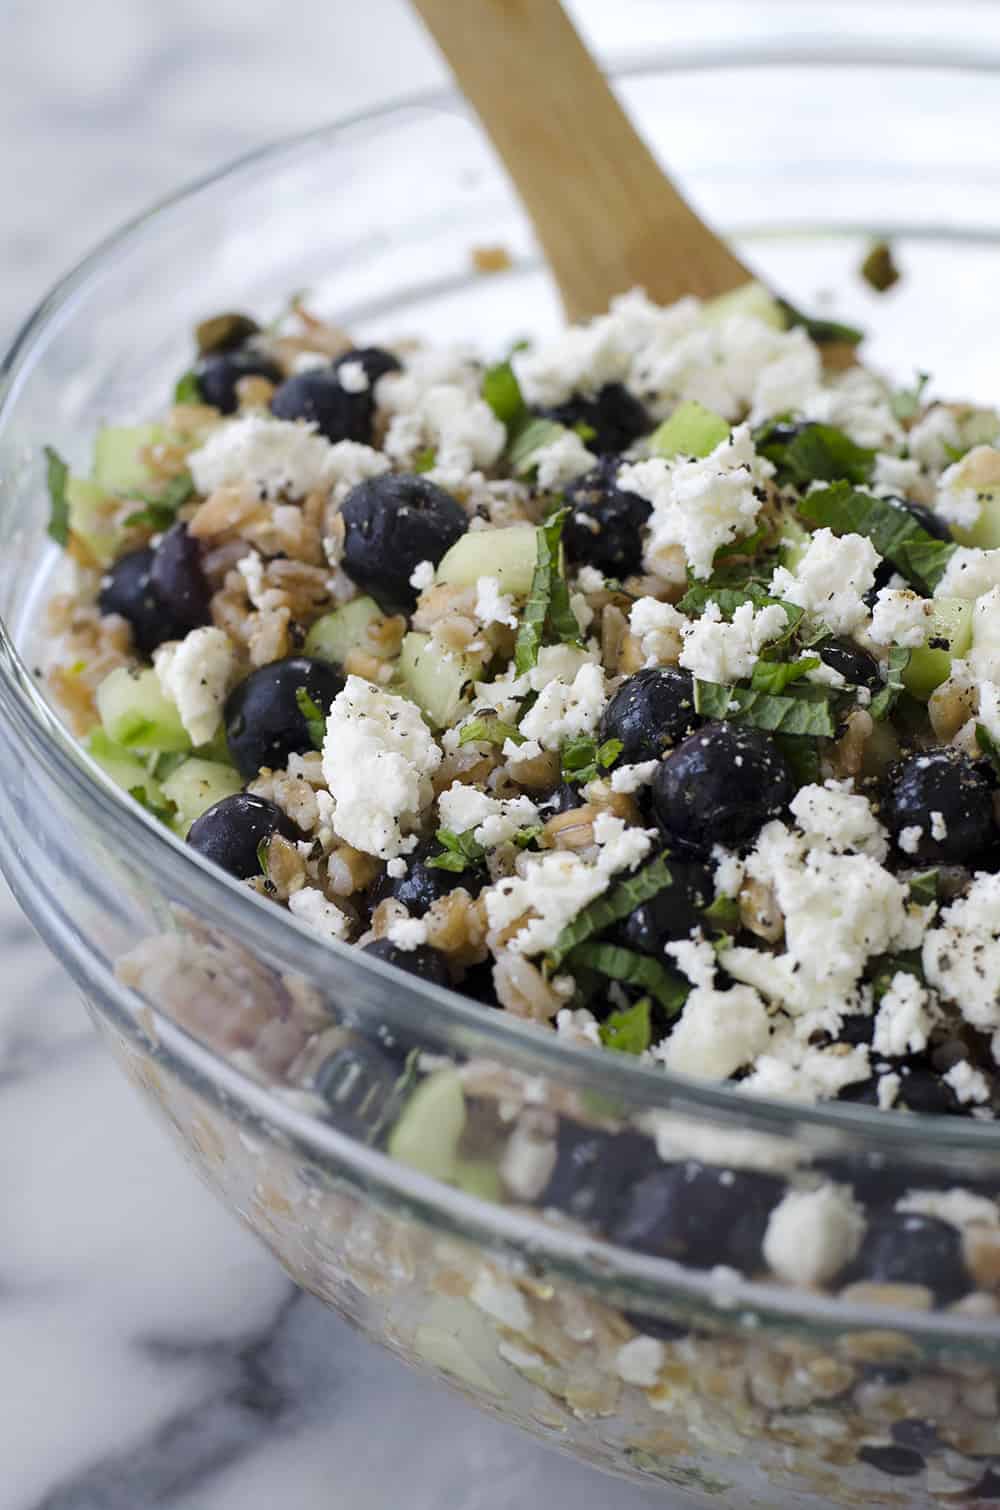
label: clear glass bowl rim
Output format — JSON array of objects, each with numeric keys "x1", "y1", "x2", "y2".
[{"x1": 3, "y1": 45, "x2": 1000, "y2": 1341}]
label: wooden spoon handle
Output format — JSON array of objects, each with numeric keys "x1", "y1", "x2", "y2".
[{"x1": 411, "y1": 0, "x2": 752, "y2": 321}]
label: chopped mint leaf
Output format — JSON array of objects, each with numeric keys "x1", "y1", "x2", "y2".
[
  {"x1": 572, "y1": 420, "x2": 598, "y2": 443},
  {"x1": 755, "y1": 421, "x2": 874, "y2": 487},
  {"x1": 173, "y1": 369, "x2": 202, "y2": 404},
  {"x1": 128, "y1": 784, "x2": 178, "y2": 827},
  {"x1": 703, "y1": 893, "x2": 740, "y2": 932},
  {"x1": 257, "y1": 836, "x2": 271, "y2": 876},
  {"x1": 511, "y1": 824, "x2": 544, "y2": 849},
  {"x1": 44, "y1": 445, "x2": 70, "y2": 546},
  {"x1": 123, "y1": 472, "x2": 196, "y2": 531},
  {"x1": 413, "y1": 446, "x2": 437, "y2": 473},
  {"x1": 799, "y1": 481, "x2": 956, "y2": 591},
  {"x1": 650, "y1": 401, "x2": 729, "y2": 461},
  {"x1": 599, "y1": 996, "x2": 653, "y2": 1055},
  {"x1": 508, "y1": 417, "x2": 566, "y2": 475},
  {"x1": 908, "y1": 869, "x2": 939, "y2": 907},
  {"x1": 860, "y1": 240, "x2": 900, "y2": 293},
  {"x1": 482, "y1": 360, "x2": 527, "y2": 429},
  {"x1": 678, "y1": 582, "x2": 803, "y2": 642},
  {"x1": 694, "y1": 680, "x2": 836, "y2": 737},
  {"x1": 547, "y1": 852, "x2": 674, "y2": 968},
  {"x1": 426, "y1": 827, "x2": 487, "y2": 872},
  {"x1": 567, "y1": 942, "x2": 688, "y2": 1015},
  {"x1": 750, "y1": 656, "x2": 820, "y2": 694},
  {"x1": 560, "y1": 734, "x2": 623, "y2": 785},
  {"x1": 778, "y1": 298, "x2": 864, "y2": 347},
  {"x1": 869, "y1": 646, "x2": 910, "y2": 720},
  {"x1": 891, "y1": 371, "x2": 930, "y2": 422},
  {"x1": 775, "y1": 733, "x2": 822, "y2": 786},
  {"x1": 295, "y1": 686, "x2": 326, "y2": 750},
  {"x1": 459, "y1": 716, "x2": 525, "y2": 748},
  {"x1": 977, "y1": 723, "x2": 1000, "y2": 780},
  {"x1": 869, "y1": 949, "x2": 924, "y2": 998},
  {"x1": 514, "y1": 508, "x2": 581, "y2": 674}
]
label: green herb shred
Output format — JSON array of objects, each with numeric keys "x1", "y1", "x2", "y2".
[
  {"x1": 869, "y1": 646, "x2": 910, "y2": 721},
  {"x1": 514, "y1": 508, "x2": 582, "y2": 673},
  {"x1": 693, "y1": 680, "x2": 836, "y2": 737},
  {"x1": 426, "y1": 827, "x2": 488, "y2": 872},
  {"x1": 295, "y1": 686, "x2": 327, "y2": 750},
  {"x1": 547, "y1": 852, "x2": 674, "y2": 968},
  {"x1": 799, "y1": 481, "x2": 956, "y2": 591},
  {"x1": 599, "y1": 996, "x2": 653, "y2": 1055},
  {"x1": 44, "y1": 445, "x2": 70, "y2": 546},
  {"x1": 566, "y1": 942, "x2": 688, "y2": 1015},
  {"x1": 173, "y1": 369, "x2": 202, "y2": 404}
]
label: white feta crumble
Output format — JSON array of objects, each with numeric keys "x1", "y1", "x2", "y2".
[
  {"x1": 873, "y1": 971, "x2": 936, "y2": 1057},
  {"x1": 236, "y1": 551, "x2": 269, "y2": 609},
  {"x1": 621, "y1": 424, "x2": 769, "y2": 581},
  {"x1": 188, "y1": 414, "x2": 363, "y2": 500},
  {"x1": 923, "y1": 873, "x2": 1000, "y2": 1031},
  {"x1": 337, "y1": 358, "x2": 369, "y2": 394},
  {"x1": 614, "y1": 1336, "x2": 665, "y2": 1388},
  {"x1": 769, "y1": 529, "x2": 879, "y2": 635},
  {"x1": 518, "y1": 661, "x2": 607, "y2": 750},
  {"x1": 511, "y1": 315, "x2": 631, "y2": 408},
  {"x1": 409, "y1": 559, "x2": 435, "y2": 592},
  {"x1": 898, "y1": 825, "x2": 923, "y2": 856},
  {"x1": 871, "y1": 453, "x2": 924, "y2": 498},
  {"x1": 789, "y1": 780, "x2": 889, "y2": 862},
  {"x1": 629, "y1": 596, "x2": 688, "y2": 667},
  {"x1": 937, "y1": 445, "x2": 1000, "y2": 530},
  {"x1": 575, "y1": 565, "x2": 605, "y2": 594},
  {"x1": 930, "y1": 810, "x2": 948, "y2": 842},
  {"x1": 655, "y1": 983, "x2": 769, "y2": 1081},
  {"x1": 762, "y1": 1185, "x2": 864, "y2": 1288},
  {"x1": 801, "y1": 367, "x2": 903, "y2": 452},
  {"x1": 711, "y1": 846, "x2": 745, "y2": 899},
  {"x1": 153, "y1": 626, "x2": 235, "y2": 747},
  {"x1": 475, "y1": 574, "x2": 518, "y2": 629},
  {"x1": 532, "y1": 429, "x2": 597, "y2": 491},
  {"x1": 437, "y1": 782, "x2": 540, "y2": 847},
  {"x1": 383, "y1": 382, "x2": 505, "y2": 488},
  {"x1": 934, "y1": 547, "x2": 1000, "y2": 601},
  {"x1": 805, "y1": 659, "x2": 846, "y2": 689},
  {"x1": 869, "y1": 588, "x2": 932, "y2": 649},
  {"x1": 386, "y1": 916, "x2": 429, "y2": 951},
  {"x1": 969, "y1": 586, "x2": 1000, "y2": 682},
  {"x1": 386, "y1": 857, "x2": 408, "y2": 879},
  {"x1": 555, "y1": 1006, "x2": 602, "y2": 1047},
  {"x1": 502, "y1": 736, "x2": 544, "y2": 772},
  {"x1": 944, "y1": 1061, "x2": 992, "y2": 1105},
  {"x1": 979, "y1": 680, "x2": 1000, "y2": 744},
  {"x1": 739, "y1": 1036, "x2": 871, "y2": 1104},
  {"x1": 610, "y1": 759, "x2": 660, "y2": 794},
  {"x1": 322, "y1": 676, "x2": 441, "y2": 858},
  {"x1": 678, "y1": 599, "x2": 787, "y2": 683},
  {"x1": 878, "y1": 1073, "x2": 901, "y2": 1110},
  {"x1": 899, "y1": 1188, "x2": 999, "y2": 1230},
  {"x1": 287, "y1": 886, "x2": 349, "y2": 941},
  {"x1": 664, "y1": 929, "x2": 717, "y2": 989},
  {"x1": 907, "y1": 405, "x2": 962, "y2": 470}
]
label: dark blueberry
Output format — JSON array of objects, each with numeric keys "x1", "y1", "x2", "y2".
[
  {"x1": 857, "y1": 1445, "x2": 925, "y2": 1479},
  {"x1": 837, "y1": 1012, "x2": 876, "y2": 1047},
  {"x1": 970, "y1": 1468, "x2": 1000, "y2": 1500},
  {"x1": 149, "y1": 522, "x2": 211, "y2": 632},
  {"x1": 312, "y1": 1040, "x2": 402, "y2": 1139},
  {"x1": 458, "y1": 959, "x2": 501, "y2": 1009},
  {"x1": 224, "y1": 656, "x2": 345, "y2": 779},
  {"x1": 609, "y1": 1161, "x2": 784, "y2": 1272},
  {"x1": 99, "y1": 547, "x2": 176, "y2": 654},
  {"x1": 187, "y1": 793, "x2": 297, "y2": 879},
  {"x1": 836, "y1": 1076, "x2": 881, "y2": 1107},
  {"x1": 890, "y1": 1418, "x2": 944, "y2": 1456},
  {"x1": 540, "y1": 382, "x2": 650, "y2": 455},
  {"x1": 196, "y1": 347, "x2": 283, "y2": 415},
  {"x1": 619, "y1": 859, "x2": 713, "y2": 953},
  {"x1": 340, "y1": 473, "x2": 467, "y2": 613},
  {"x1": 818, "y1": 637, "x2": 882, "y2": 694},
  {"x1": 621, "y1": 1312, "x2": 690, "y2": 1343},
  {"x1": 369, "y1": 837, "x2": 483, "y2": 917},
  {"x1": 843, "y1": 1212, "x2": 971, "y2": 1303},
  {"x1": 544, "y1": 783, "x2": 586, "y2": 813},
  {"x1": 887, "y1": 494, "x2": 954, "y2": 543},
  {"x1": 599, "y1": 668, "x2": 700, "y2": 765},
  {"x1": 884, "y1": 748, "x2": 994, "y2": 866},
  {"x1": 362, "y1": 936, "x2": 452, "y2": 990},
  {"x1": 652, "y1": 722, "x2": 794, "y2": 855},
  {"x1": 270, "y1": 366, "x2": 372, "y2": 444},
  {"x1": 333, "y1": 345, "x2": 401, "y2": 388},
  {"x1": 562, "y1": 456, "x2": 651, "y2": 576},
  {"x1": 541, "y1": 1123, "x2": 658, "y2": 1229},
  {"x1": 894, "y1": 1066, "x2": 963, "y2": 1116},
  {"x1": 864, "y1": 557, "x2": 896, "y2": 609}
]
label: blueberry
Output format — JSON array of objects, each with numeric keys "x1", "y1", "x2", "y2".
[
  {"x1": 187, "y1": 793, "x2": 297, "y2": 879},
  {"x1": 312, "y1": 1039, "x2": 402, "y2": 1139},
  {"x1": 857, "y1": 1445, "x2": 925, "y2": 1479},
  {"x1": 562, "y1": 456, "x2": 651, "y2": 576},
  {"x1": 890, "y1": 1418, "x2": 944, "y2": 1456},
  {"x1": 621, "y1": 1312, "x2": 690, "y2": 1343},
  {"x1": 196, "y1": 347, "x2": 283, "y2": 415},
  {"x1": 99, "y1": 547, "x2": 174, "y2": 654},
  {"x1": 333, "y1": 345, "x2": 401, "y2": 388},
  {"x1": 540, "y1": 382, "x2": 650, "y2": 455},
  {"x1": 270, "y1": 365, "x2": 372, "y2": 444},
  {"x1": 362, "y1": 937, "x2": 452, "y2": 989},
  {"x1": 369, "y1": 837, "x2": 483, "y2": 917},
  {"x1": 837, "y1": 1067, "x2": 961, "y2": 1115},
  {"x1": 609, "y1": 1161, "x2": 784, "y2": 1272},
  {"x1": 544, "y1": 782, "x2": 586, "y2": 813},
  {"x1": 599, "y1": 668, "x2": 700, "y2": 765},
  {"x1": 885, "y1": 748, "x2": 994, "y2": 866},
  {"x1": 887, "y1": 495, "x2": 954, "y2": 544},
  {"x1": 818, "y1": 637, "x2": 882, "y2": 694},
  {"x1": 458, "y1": 959, "x2": 501, "y2": 1008},
  {"x1": 843, "y1": 1211, "x2": 971, "y2": 1303},
  {"x1": 224, "y1": 656, "x2": 345, "y2": 779},
  {"x1": 619, "y1": 858, "x2": 713, "y2": 953},
  {"x1": 541, "y1": 1123, "x2": 658, "y2": 1229},
  {"x1": 149, "y1": 523, "x2": 211, "y2": 632},
  {"x1": 340, "y1": 473, "x2": 467, "y2": 613},
  {"x1": 652, "y1": 722, "x2": 794, "y2": 854}
]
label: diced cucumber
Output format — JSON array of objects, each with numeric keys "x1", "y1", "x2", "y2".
[
  {"x1": 901, "y1": 597, "x2": 973, "y2": 700},
  {"x1": 452, "y1": 1157, "x2": 503, "y2": 1203},
  {"x1": 437, "y1": 524, "x2": 538, "y2": 597},
  {"x1": 952, "y1": 485, "x2": 1000, "y2": 550},
  {"x1": 508, "y1": 417, "x2": 567, "y2": 476},
  {"x1": 778, "y1": 516, "x2": 812, "y2": 571},
  {"x1": 86, "y1": 729, "x2": 168, "y2": 808},
  {"x1": 66, "y1": 476, "x2": 124, "y2": 567},
  {"x1": 398, "y1": 632, "x2": 483, "y2": 730},
  {"x1": 650, "y1": 401, "x2": 728, "y2": 461},
  {"x1": 96, "y1": 666, "x2": 191, "y2": 753},
  {"x1": 701, "y1": 280, "x2": 785, "y2": 331},
  {"x1": 388, "y1": 1070, "x2": 466, "y2": 1182},
  {"x1": 92, "y1": 423, "x2": 171, "y2": 495},
  {"x1": 161, "y1": 758, "x2": 242, "y2": 834},
  {"x1": 304, "y1": 596, "x2": 384, "y2": 665}
]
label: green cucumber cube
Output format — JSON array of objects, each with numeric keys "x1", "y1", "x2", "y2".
[
  {"x1": 92, "y1": 423, "x2": 172, "y2": 495},
  {"x1": 398, "y1": 632, "x2": 483, "y2": 730},
  {"x1": 95, "y1": 666, "x2": 192, "y2": 752},
  {"x1": 901, "y1": 597, "x2": 973, "y2": 700},
  {"x1": 650, "y1": 401, "x2": 729, "y2": 460},
  {"x1": 161, "y1": 757, "x2": 242, "y2": 834},
  {"x1": 701, "y1": 280, "x2": 785, "y2": 330},
  {"x1": 952, "y1": 485, "x2": 1000, "y2": 549},
  {"x1": 304, "y1": 596, "x2": 384, "y2": 665},
  {"x1": 436, "y1": 524, "x2": 538, "y2": 597},
  {"x1": 388, "y1": 1070, "x2": 466, "y2": 1181},
  {"x1": 86, "y1": 729, "x2": 168, "y2": 808},
  {"x1": 66, "y1": 476, "x2": 123, "y2": 566}
]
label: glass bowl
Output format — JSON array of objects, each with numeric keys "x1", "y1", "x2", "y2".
[{"x1": 3, "y1": 42, "x2": 1000, "y2": 1508}]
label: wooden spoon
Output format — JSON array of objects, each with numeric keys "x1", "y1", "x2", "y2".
[{"x1": 411, "y1": 0, "x2": 752, "y2": 323}]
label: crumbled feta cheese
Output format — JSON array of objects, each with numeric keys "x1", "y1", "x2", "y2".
[
  {"x1": 629, "y1": 597, "x2": 688, "y2": 667},
  {"x1": 337, "y1": 358, "x2": 369, "y2": 394},
  {"x1": 657, "y1": 983, "x2": 769, "y2": 1081},
  {"x1": 555, "y1": 1007, "x2": 602, "y2": 1047},
  {"x1": 664, "y1": 929, "x2": 717, "y2": 989},
  {"x1": 679, "y1": 599, "x2": 787, "y2": 683},
  {"x1": 386, "y1": 916, "x2": 429, "y2": 951},
  {"x1": 532, "y1": 430, "x2": 597, "y2": 491},
  {"x1": 287, "y1": 886, "x2": 349, "y2": 941},
  {"x1": 322, "y1": 676, "x2": 441, "y2": 858},
  {"x1": 923, "y1": 873, "x2": 1000, "y2": 1031},
  {"x1": 937, "y1": 446, "x2": 1000, "y2": 530},
  {"x1": 576, "y1": 565, "x2": 605, "y2": 594},
  {"x1": 769, "y1": 529, "x2": 880, "y2": 635},
  {"x1": 518, "y1": 661, "x2": 607, "y2": 750},
  {"x1": 763, "y1": 1185, "x2": 865, "y2": 1288},
  {"x1": 934, "y1": 547, "x2": 1000, "y2": 601},
  {"x1": 898, "y1": 825, "x2": 923, "y2": 856},
  {"x1": 475, "y1": 574, "x2": 518, "y2": 628},
  {"x1": 869, "y1": 588, "x2": 932, "y2": 649},
  {"x1": 789, "y1": 780, "x2": 889, "y2": 862},
  {"x1": 383, "y1": 382, "x2": 505, "y2": 488},
  {"x1": 610, "y1": 759, "x2": 659, "y2": 794},
  {"x1": 969, "y1": 587, "x2": 1000, "y2": 682},
  {"x1": 386, "y1": 857, "x2": 408, "y2": 879},
  {"x1": 236, "y1": 551, "x2": 269, "y2": 609},
  {"x1": 872, "y1": 453, "x2": 923, "y2": 499},
  {"x1": 801, "y1": 367, "x2": 903, "y2": 452},
  {"x1": 153, "y1": 626, "x2": 235, "y2": 746},
  {"x1": 739, "y1": 1035, "x2": 871, "y2": 1104},
  {"x1": 898, "y1": 1188, "x2": 999, "y2": 1229},
  {"x1": 979, "y1": 681, "x2": 1000, "y2": 744},
  {"x1": 805, "y1": 659, "x2": 846, "y2": 689},
  {"x1": 437, "y1": 782, "x2": 540, "y2": 847},
  {"x1": 878, "y1": 1073, "x2": 901, "y2": 1110},
  {"x1": 615, "y1": 1336, "x2": 665, "y2": 1388},
  {"x1": 907, "y1": 405, "x2": 962, "y2": 470},
  {"x1": 930, "y1": 810, "x2": 948, "y2": 842},
  {"x1": 622, "y1": 424, "x2": 769, "y2": 581},
  {"x1": 409, "y1": 559, "x2": 435, "y2": 592},
  {"x1": 873, "y1": 971, "x2": 936, "y2": 1056},
  {"x1": 944, "y1": 1060, "x2": 991, "y2": 1105},
  {"x1": 500, "y1": 1116, "x2": 558, "y2": 1200},
  {"x1": 469, "y1": 1268, "x2": 533, "y2": 1333},
  {"x1": 189, "y1": 415, "x2": 381, "y2": 500},
  {"x1": 503, "y1": 736, "x2": 543, "y2": 771},
  {"x1": 711, "y1": 846, "x2": 745, "y2": 899},
  {"x1": 511, "y1": 316, "x2": 631, "y2": 407}
]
